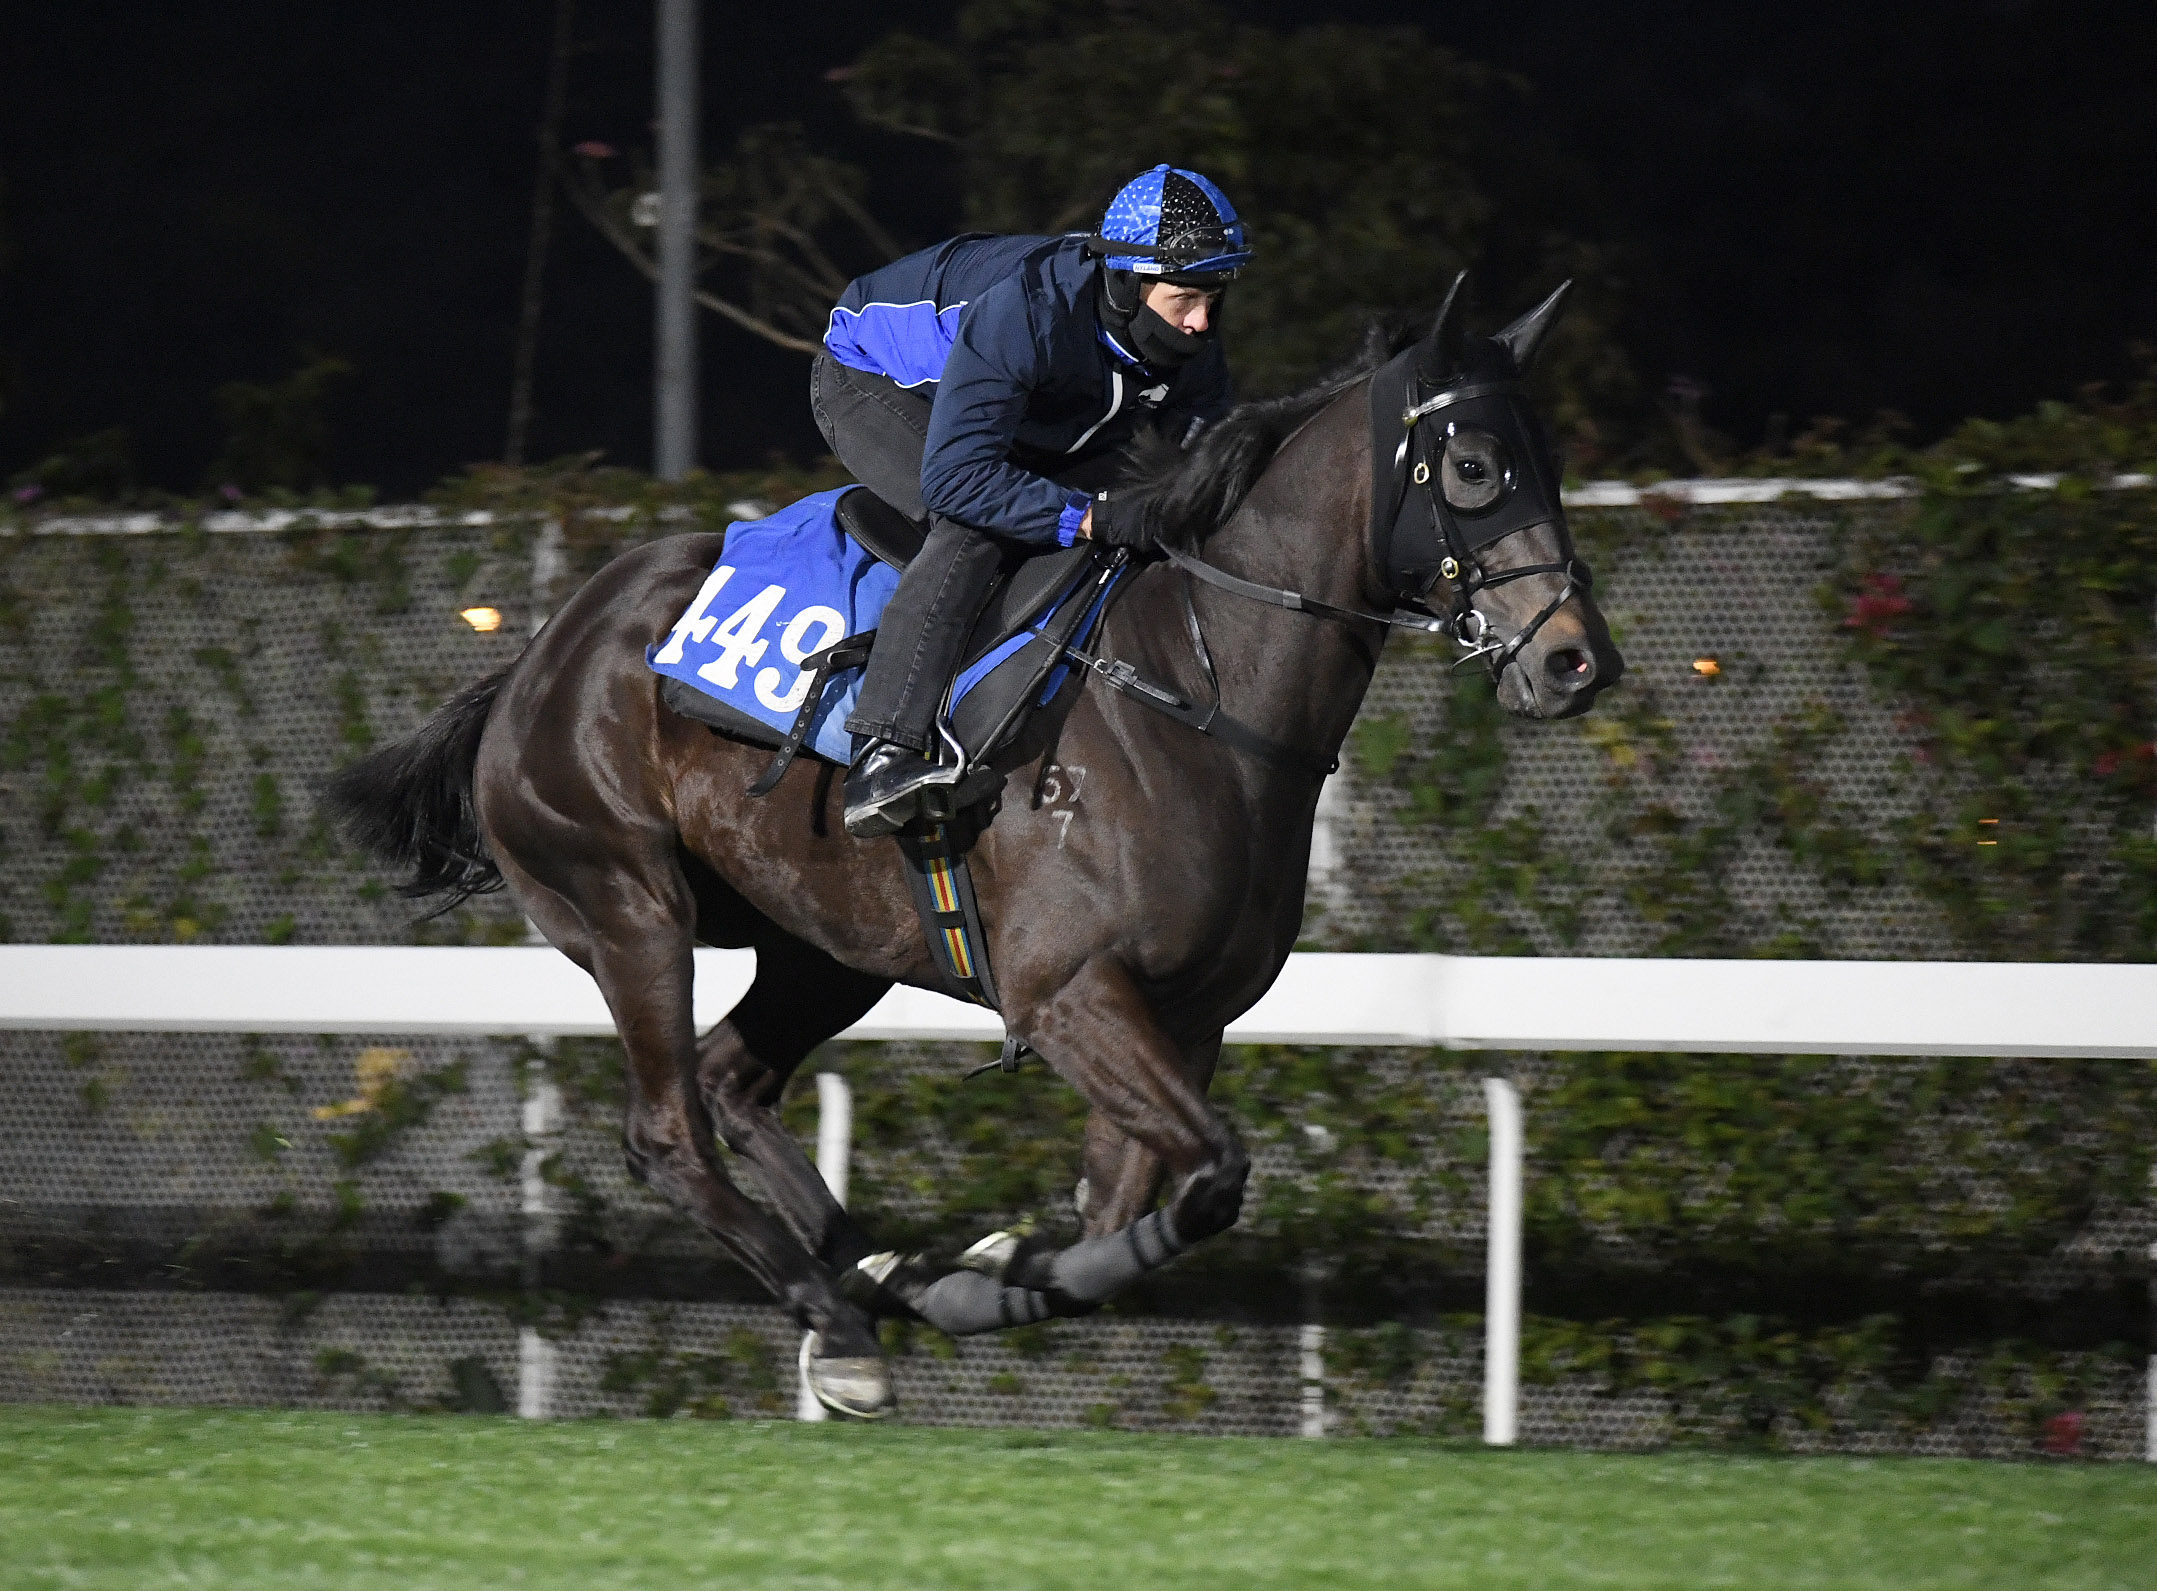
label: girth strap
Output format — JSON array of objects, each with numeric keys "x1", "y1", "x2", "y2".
[
  {"x1": 894, "y1": 822, "x2": 1030, "y2": 1075},
  {"x1": 896, "y1": 821, "x2": 1002, "y2": 1010}
]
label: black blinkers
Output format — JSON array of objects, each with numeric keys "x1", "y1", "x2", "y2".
[{"x1": 1366, "y1": 320, "x2": 1590, "y2": 679}]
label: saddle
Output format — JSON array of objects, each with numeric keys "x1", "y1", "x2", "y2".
[
  {"x1": 836, "y1": 489, "x2": 1120, "y2": 759},
  {"x1": 652, "y1": 486, "x2": 1126, "y2": 810},
  {"x1": 833, "y1": 488, "x2": 927, "y2": 569}
]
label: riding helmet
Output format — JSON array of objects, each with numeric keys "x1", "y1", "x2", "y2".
[{"x1": 1088, "y1": 164, "x2": 1253, "y2": 285}]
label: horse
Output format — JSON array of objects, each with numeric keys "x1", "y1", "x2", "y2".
[{"x1": 326, "y1": 278, "x2": 1623, "y2": 1418}]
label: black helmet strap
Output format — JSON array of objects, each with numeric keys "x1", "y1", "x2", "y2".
[{"x1": 1101, "y1": 267, "x2": 1142, "y2": 320}]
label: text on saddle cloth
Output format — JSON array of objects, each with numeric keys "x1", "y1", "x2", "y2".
[
  {"x1": 646, "y1": 488, "x2": 897, "y2": 764},
  {"x1": 649, "y1": 487, "x2": 1125, "y2": 769}
]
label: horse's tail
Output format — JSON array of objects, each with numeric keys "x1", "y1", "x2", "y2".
[{"x1": 322, "y1": 666, "x2": 510, "y2": 917}]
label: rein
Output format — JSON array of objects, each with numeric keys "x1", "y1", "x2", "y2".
[
  {"x1": 1060, "y1": 573, "x2": 1340, "y2": 779},
  {"x1": 1157, "y1": 542, "x2": 1448, "y2": 638}
]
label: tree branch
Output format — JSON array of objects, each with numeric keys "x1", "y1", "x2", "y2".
[
  {"x1": 562, "y1": 164, "x2": 824, "y2": 356},
  {"x1": 849, "y1": 112, "x2": 962, "y2": 146},
  {"x1": 822, "y1": 182, "x2": 905, "y2": 264}
]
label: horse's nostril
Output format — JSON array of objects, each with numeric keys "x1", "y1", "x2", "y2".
[{"x1": 1546, "y1": 647, "x2": 1594, "y2": 689}]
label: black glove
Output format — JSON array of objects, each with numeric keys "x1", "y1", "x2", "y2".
[{"x1": 1088, "y1": 489, "x2": 1163, "y2": 550}]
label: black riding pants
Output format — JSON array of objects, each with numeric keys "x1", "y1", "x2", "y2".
[{"x1": 811, "y1": 351, "x2": 1118, "y2": 754}]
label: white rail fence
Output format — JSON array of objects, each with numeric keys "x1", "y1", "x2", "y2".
[{"x1": 3, "y1": 946, "x2": 2153, "y2": 1454}]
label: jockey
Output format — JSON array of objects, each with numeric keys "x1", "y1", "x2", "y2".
[{"x1": 810, "y1": 164, "x2": 1254, "y2": 837}]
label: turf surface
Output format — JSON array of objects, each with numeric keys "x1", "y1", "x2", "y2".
[{"x1": 0, "y1": 1407, "x2": 2150, "y2": 1589}]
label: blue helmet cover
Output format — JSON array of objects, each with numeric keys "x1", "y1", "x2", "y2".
[{"x1": 1098, "y1": 164, "x2": 1253, "y2": 278}]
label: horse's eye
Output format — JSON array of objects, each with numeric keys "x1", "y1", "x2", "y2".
[{"x1": 1440, "y1": 428, "x2": 1511, "y2": 514}]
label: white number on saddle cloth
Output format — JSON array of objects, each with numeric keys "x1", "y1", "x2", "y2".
[
  {"x1": 754, "y1": 605, "x2": 846, "y2": 713},
  {"x1": 697, "y1": 582, "x2": 786, "y2": 689},
  {"x1": 651, "y1": 565, "x2": 736, "y2": 666}
]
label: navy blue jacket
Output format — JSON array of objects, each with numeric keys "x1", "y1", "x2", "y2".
[{"x1": 825, "y1": 233, "x2": 1233, "y2": 546}]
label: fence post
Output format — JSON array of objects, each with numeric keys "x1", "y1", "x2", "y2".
[
  {"x1": 798, "y1": 1071, "x2": 853, "y2": 1420},
  {"x1": 1298, "y1": 1325, "x2": 1328, "y2": 1438},
  {"x1": 516, "y1": 526, "x2": 568, "y2": 1421},
  {"x1": 816, "y1": 1071, "x2": 852, "y2": 1210},
  {"x1": 1482, "y1": 1076, "x2": 1522, "y2": 1447},
  {"x1": 516, "y1": 1049, "x2": 562, "y2": 1419},
  {"x1": 1307, "y1": 771, "x2": 1348, "y2": 924}
]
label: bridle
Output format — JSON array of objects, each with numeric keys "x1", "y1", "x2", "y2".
[
  {"x1": 1371, "y1": 349, "x2": 1594, "y2": 681},
  {"x1": 1058, "y1": 341, "x2": 1594, "y2": 777},
  {"x1": 1142, "y1": 345, "x2": 1592, "y2": 682}
]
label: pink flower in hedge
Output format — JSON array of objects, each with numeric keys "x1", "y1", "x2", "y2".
[
  {"x1": 2101, "y1": 741, "x2": 2157, "y2": 778},
  {"x1": 573, "y1": 141, "x2": 617, "y2": 159},
  {"x1": 11, "y1": 485, "x2": 40, "y2": 503},
  {"x1": 220, "y1": 484, "x2": 243, "y2": 502},
  {"x1": 1639, "y1": 491, "x2": 1687, "y2": 525},
  {"x1": 1845, "y1": 572, "x2": 1913, "y2": 636}
]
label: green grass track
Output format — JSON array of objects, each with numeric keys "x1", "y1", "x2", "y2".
[{"x1": 1, "y1": 1407, "x2": 2151, "y2": 1589}]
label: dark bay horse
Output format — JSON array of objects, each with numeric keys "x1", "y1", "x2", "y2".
[{"x1": 328, "y1": 282, "x2": 1622, "y2": 1417}]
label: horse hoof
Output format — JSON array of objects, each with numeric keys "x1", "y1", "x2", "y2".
[
  {"x1": 800, "y1": 1332, "x2": 896, "y2": 1420},
  {"x1": 958, "y1": 1229, "x2": 1022, "y2": 1280}
]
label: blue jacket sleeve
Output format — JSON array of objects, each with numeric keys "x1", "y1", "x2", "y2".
[{"x1": 919, "y1": 282, "x2": 1091, "y2": 548}]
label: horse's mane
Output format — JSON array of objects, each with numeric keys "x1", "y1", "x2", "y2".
[{"x1": 1125, "y1": 320, "x2": 1419, "y2": 546}]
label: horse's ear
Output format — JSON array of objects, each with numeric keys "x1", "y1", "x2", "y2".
[
  {"x1": 1494, "y1": 279, "x2": 1572, "y2": 370},
  {"x1": 1417, "y1": 270, "x2": 1470, "y2": 382}
]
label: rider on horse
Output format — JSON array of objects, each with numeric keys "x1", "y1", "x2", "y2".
[{"x1": 810, "y1": 164, "x2": 1255, "y2": 837}]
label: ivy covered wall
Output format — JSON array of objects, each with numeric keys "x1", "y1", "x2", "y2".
[{"x1": 1, "y1": 454, "x2": 2151, "y2": 1453}]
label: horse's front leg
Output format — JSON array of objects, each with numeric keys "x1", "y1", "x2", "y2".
[
  {"x1": 871, "y1": 962, "x2": 1247, "y2": 1334},
  {"x1": 1073, "y1": 1033, "x2": 1223, "y2": 1234}
]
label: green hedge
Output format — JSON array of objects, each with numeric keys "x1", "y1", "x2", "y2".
[{"x1": 3, "y1": 419, "x2": 2152, "y2": 1447}]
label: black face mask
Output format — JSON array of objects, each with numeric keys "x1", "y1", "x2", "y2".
[{"x1": 1129, "y1": 301, "x2": 1211, "y2": 369}]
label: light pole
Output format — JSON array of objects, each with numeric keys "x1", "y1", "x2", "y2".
[{"x1": 654, "y1": 0, "x2": 699, "y2": 480}]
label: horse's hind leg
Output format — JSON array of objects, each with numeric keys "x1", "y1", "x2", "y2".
[
  {"x1": 499, "y1": 850, "x2": 894, "y2": 1416},
  {"x1": 695, "y1": 925, "x2": 890, "y2": 1274}
]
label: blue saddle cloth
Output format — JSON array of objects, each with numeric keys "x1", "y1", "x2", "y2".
[
  {"x1": 649, "y1": 489, "x2": 1123, "y2": 769},
  {"x1": 646, "y1": 489, "x2": 897, "y2": 764}
]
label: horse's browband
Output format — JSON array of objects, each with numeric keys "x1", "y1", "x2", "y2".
[{"x1": 1401, "y1": 378, "x2": 1526, "y2": 428}]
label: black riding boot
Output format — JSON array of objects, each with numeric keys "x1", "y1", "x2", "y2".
[
  {"x1": 842, "y1": 736, "x2": 946, "y2": 839},
  {"x1": 843, "y1": 517, "x2": 1007, "y2": 836}
]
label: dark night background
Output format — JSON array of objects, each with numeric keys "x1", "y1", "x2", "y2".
[{"x1": 1, "y1": 0, "x2": 2151, "y2": 497}]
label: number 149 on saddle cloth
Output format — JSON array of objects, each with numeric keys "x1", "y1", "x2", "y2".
[{"x1": 645, "y1": 488, "x2": 898, "y2": 764}]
